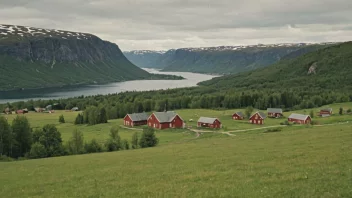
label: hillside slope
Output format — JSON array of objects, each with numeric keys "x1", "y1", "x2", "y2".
[
  {"x1": 200, "y1": 42, "x2": 352, "y2": 91},
  {"x1": 0, "y1": 124, "x2": 351, "y2": 197},
  {"x1": 0, "y1": 24, "x2": 154, "y2": 91},
  {"x1": 124, "y1": 44, "x2": 334, "y2": 74}
]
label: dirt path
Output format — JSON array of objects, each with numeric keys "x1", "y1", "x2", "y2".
[{"x1": 119, "y1": 125, "x2": 143, "y2": 131}]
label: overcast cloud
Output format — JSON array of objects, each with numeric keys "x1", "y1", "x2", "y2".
[{"x1": 1, "y1": 0, "x2": 352, "y2": 50}]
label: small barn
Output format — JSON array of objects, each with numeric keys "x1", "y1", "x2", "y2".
[
  {"x1": 148, "y1": 111, "x2": 184, "y2": 129},
  {"x1": 197, "y1": 117, "x2": 222, "y2": 128},
  {"x1": 249, "y1": 112, "x2": 267, "y2": 125},
  {"x1": 232, "y1": 112, "x2": 244, "y2": 120},
  {"x1": 16, "y1": 110, "x2": 24, "y2": 114},
  {"x1": 320, "y1": 108, "x2": 332, "y2": 116},
  {"x1": 22, "y1": 108, "x2": 29, "y2": 113},
  {"x1": 288, "y1": 113, "x2": 311, "y2": 124},
  {"x1": 34, "y1": 108, "x2": 45, "y2": 113},
  {"x1": 4, "y1": 107, "x2": 10, "y2": 114},
  {"x1": 124, "y1": 112, "x2": 149, "y2": 127},
  {"x1": 71, "y1": 107, "x2": 79, "y2": 111},
  {"x1": 267, "y1": 108, "x2": 283, "y2": 118}
]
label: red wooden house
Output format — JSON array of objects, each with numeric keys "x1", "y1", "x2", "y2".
[
  {"x1": 288, "y1": 113, "x2": 311, "y2": 124},
  {"x1": 267, "y1": 108, "x2": 283, "y2": 118},
  {"x1": 249, "y1": 112, "x2": 267, "y2": 125},
  {"x1": 197, "y1": 117, "x2": 222, "y2": 128},
  {"x1": 16, "y1": 110, "x2": 25, "y2": 114},
  {"x1": 232, "y1": 112, "x2": 244, "y2": 120},
  {"x1": 123, "y1": 112, "x2": 149, "y2": 127},
  {"x1": 320, "y1": 108, "x2": 332, "y2": 116},
  {"x1": 147, "y1": 111, "x2": 184, "y2": 130}
]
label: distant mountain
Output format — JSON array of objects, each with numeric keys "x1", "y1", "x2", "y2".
[
  {"x1": 199, "y1": 41, "x2": 352, "y2": 91},
  {"x1": 124, "y1": 43, "x2": 336, "y2": 74},
  {"x1": 0, "y1": 24, "x2": 169, "y2": 91},
  {"x1": 123, "y1": 50, "x2": 167, "y2": 68}
]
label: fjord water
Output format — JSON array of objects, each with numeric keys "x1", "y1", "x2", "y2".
[{"x1": 0, "y1": 68, "x2": 215, "y2": 104}]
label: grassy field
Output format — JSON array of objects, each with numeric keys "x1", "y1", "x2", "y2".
[
  {"x1": 0, "y1": 122, "x2": 351, "y2": 197},
  {"x1": 2, "y1": 102, "x2": 352, "y2": 144}
]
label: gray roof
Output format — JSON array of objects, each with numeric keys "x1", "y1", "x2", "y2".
[
  {"x1": 267, "y1": 108, "x2": 283, "y2": 114},
  {"x1": 153, "y1": 111, "x2": 179, "y2": 123},
  {"x1": 288, "y1": 113, "x2": 310, "y2": 120},
  {"x1": 234, "y1": 112, "x2": 244, "y2": 117},
  {"x1": 251, "y1": 111, "x2": 267, "y2": 119},
  {"x1": 197, "y1": 117, "x2": 220, "y2": 124},
  {"x1": 71, "y1": 107, "x2": 79, "y2": 111},
  {"x1": 321, "y1": 108, "x2": 332, "y2": 112},
  {"x1": 127, "y1": 112, "x2": 149, "y2": 122}
]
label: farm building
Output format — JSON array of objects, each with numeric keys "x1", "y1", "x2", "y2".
[
  {"x1": 197, "y1": 117, "x2": 222, "y2": 128},
  {"x1": 16, "y1": 110, "x2": 24, "y2": 114},
  {"x1": 288, "y1": 113, "x2": 312, "y2": 124},
  {"x1": 124, "y1": 112, "x2": 149, "y2": 127},
  {"x1": 22, "y1": 108, "x2": 29, "y2": 113},
  {"x1": 267, "y1": 108, "x2": 283, "y2": 118},
  {"x1": 249, "y1": 112, "x2": 267, "y2": 125},
  {"x1": 71, "y1": 107, "x2": 79, "y2": 111},
  {"x1": 232, "y1": 112, "x2": 244, "y2": 120},
  {"x1": 147, "y1": 111, "x2": 184, "y2": 129},
  {"x1": 34, "y1": 108, "x2": 45, "y2": 113},
  {"x1": 3, "y1": 107, "x2": 10, "y2": 114},
  {"x1": 320, "y1": 108, "x2": 332, "y2": 116}
]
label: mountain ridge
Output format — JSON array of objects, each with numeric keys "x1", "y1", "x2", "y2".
[
  {"x1": 0, "y1": 24, "x2": 179, "y2": 91},
  {"x1": 123, "y1": 43, "x2": 337, "y2": 74}
]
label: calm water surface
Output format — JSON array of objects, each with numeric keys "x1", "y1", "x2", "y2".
[{"x1": 0, "y1": 68, "x2": 216, "y2": 103}]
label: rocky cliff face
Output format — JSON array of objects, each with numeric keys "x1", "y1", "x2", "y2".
[{"x1": 0, "y1": 24, "x2": 151, "y2": 91}]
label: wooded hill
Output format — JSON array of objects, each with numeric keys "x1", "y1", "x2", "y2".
[
  {"x1": 200, "y1": 41, "x2": 352, "y2": 91},
  {"x1": 124, "y1": 43, "x2": 335, "y2": 74}
]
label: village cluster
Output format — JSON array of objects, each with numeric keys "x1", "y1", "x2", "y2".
[
  {"x1": 123, "y1": 108, "x2": 334, "y2": 130},
  {"x1": 3, "y1": 105, "x2": 79, "y2": 114}
]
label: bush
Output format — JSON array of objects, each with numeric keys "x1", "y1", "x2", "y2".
[
  {"x1": 139, "y1": 128, "x2": 159, "y2": 148},
  {"x1": 74, "y1": 113, "x2": 84, "y2": 125},
  {"x1": 264, "y1": 127, "x2": 283, "y2": 133},
  {"x1": 310, "y1": 120, "x2": 319, "y2": 125},
  {"x1": 29, "y1": 142, "x2": 47, "y2": 159},
  {"x1": 121, "y1": 139, "x2": 130, "y2": 150},
  {"x1": 0, "y1": 155, "x2": 14, "y2": 162},
  {"x1": 84, "y1": 139, "x2": 103, "y2": 153},
  {"x1": 339, "y1": 107, "x2": 344, "y2": 115},
  {"x1": 67, "y1": 129, "x2": 85, "y2": 155},
  {"x1": 59, "y1": 115, "x2": 65, "y2": 123},
  {"x1": 131, "y1": 132, "x2": 139, "y2": 149},
  {"x1": 280, "y1": 120, "x2": 291, "y2": 126},
  {"x1": 105, "y1": 126, "x2": 121, "y2": 151},
  {"x1": 347, "y1": 109, "x2": 352, "y2": 113},
  {"x1": 310, "y1": 110, "x2": 314, "y2": 118}
]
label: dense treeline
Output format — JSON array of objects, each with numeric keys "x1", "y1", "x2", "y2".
[
  {"x1": 0, "y1": 116, "x2": 158, "y2": 161},
  {"x1": 1, "y1": 88, "x2": 351, "y2": 122}
]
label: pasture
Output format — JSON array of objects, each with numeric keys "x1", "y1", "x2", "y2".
[
  {"x1": 2, "y1": 102, "x2": 352, "y2": 144},
  {"x1": 0, "y1": 123, "x2": 351, "y2": 197}
]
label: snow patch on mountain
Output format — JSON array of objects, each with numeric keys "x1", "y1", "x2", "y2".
[{"x1": 0, "y1": 24, "x2": 94, "y2": 40}]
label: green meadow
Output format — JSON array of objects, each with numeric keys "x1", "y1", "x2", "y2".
[
  {"x1": 0, "y1": 122, "x2": 351, "y2": 197},
  {"x1": 1, "y1": 102, "x2": 352, "y2": 197}
]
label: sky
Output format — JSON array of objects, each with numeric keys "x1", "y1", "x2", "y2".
[{"x1": 1, "y1": 0, "x2": 352, "y2": 51}]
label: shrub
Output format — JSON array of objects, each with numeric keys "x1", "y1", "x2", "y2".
[
  {"x1": 139, "y1": 128, "x2": 159, "y2": 148},
  {"x1": 310, "y1": 110, "x2": 314, "y2": 118},
  {"x1": 84, "y1": 139, "x2": 103, "y2": 153},
  {"x1": 74, "y1": 113, "x2": 84, "y2": 125},
  {"x1": 264, "y1": 127, "x2": 283, "y2": 133},
  {"x1": 59, "y1": 115, "x2": 65, "y2": 123},
  {"x1": 29, "y1": 142, "x2": 47, "y2": 159},
  {"x1": 339, "y1": 107, "x2": 343, "y2": 115},
  {"x1": 105, "y1": 126, "x2": 121, "y2": 151},
  {"x1": 347, "y1": 109, "x2": 352, "y2": 113},
  {"x1": 131, "y1": 132, "x2": 139, "y2": 149},
  {"x1": 310, "y1": 120, "x2": 319, "y2": 125},
  {"x1": 280, "y1": 120, "x2": 291, "y2": 126},
  {"x1": 121, "y1": 139, "x2": 130, "y2": 150},
  {"x1": 67, "y1": 129, "x2": 85, "y2": 155}
]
